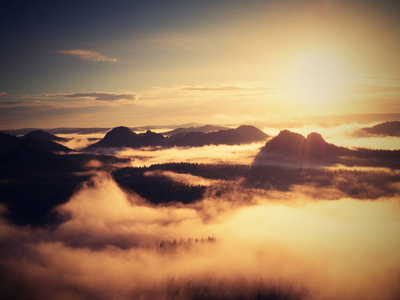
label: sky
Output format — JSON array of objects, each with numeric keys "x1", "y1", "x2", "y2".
[{"x1": 0, "y1": 0, "x2": 399, "y2": 129}]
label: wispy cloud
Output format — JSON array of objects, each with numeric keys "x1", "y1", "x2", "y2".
[
  {"x1": 361, "y1": 74, "x2": 400, "y2": 84},
  {"x1": 58, "y1": 49, "x2": 117, "y2": 63},
  {"x1": 182, "y1": 86, "x2": 246, "y2": 91},
  {"x1": 354, "y1": 74, "x2": 400, "y2": 90},
  {"x1": 181, "y1": 83, "x2": 268, "y2": 92},
  {"x1": 57, "y1": 92, "x2": 137, "y2": 101}
]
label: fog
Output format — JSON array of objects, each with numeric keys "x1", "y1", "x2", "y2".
[
  {"x1": 116, "y1": 143, "x2": 265, "y2": 167},
  {"x1": 55, "y1": 121, "x2": 400, "y2": 154},
  {"x1": 1, "y1": 171, "x2": 399, "y2": 300},
  {"x1": 57, "y1": 133, "x2": 104, "y2": 150},
  {"x1": 144, "y1": 170, "x2": 220, "y2": 186}
]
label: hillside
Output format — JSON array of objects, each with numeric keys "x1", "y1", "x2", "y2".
[
  {"x1": 253, "y1": 130, "x2": 400, "y2": 168},
  {"x1": 361, "y1": 121, "x2": 400, "y2": 136},
  {"x1": 87, "y1": 125, "x2": 268, "y2": 149}
]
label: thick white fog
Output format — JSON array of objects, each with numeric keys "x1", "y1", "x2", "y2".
[{"x1": 1, "y1": 171, "x2": 399, "y2": 300}]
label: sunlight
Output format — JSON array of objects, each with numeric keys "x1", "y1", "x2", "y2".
[{"x1": 285, "y1": 48, "x2": 352, "y2": 105}]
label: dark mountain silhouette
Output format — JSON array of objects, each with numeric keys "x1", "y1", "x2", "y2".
[
  {"x1": 171, "y1": 125, "x2": 268, "y2": 146},
  {"x1": 25, "y1": 139, "x2": 72, "y2": 153},
  {"x1": 254, "y1": 130, "x2": 400, "y2": 168},
  {"x1": 86, "y1": 125, "x2": 268, "y2": 150},
  {"x1": 162, "y1": 124, "x2": 230, "y2": 136},
  {"x1": 23, "y1": 130, "x2": 69, "y2": 142},
  {"x1": 1, "y1": 139, "x2": 79, "y2": 172},
  {"x1": 262, "y1": 130, "x2": 350, "y2": 161},
  {"x1": 0, "y1": 132, "x2": 20, "y2": 155},
  {"x1": 254, "y1": 130, "x2": 350, "y2": 165},
  {"x1": 96, "y1": 126, "x2": 137, "y2": 147},
  {"x1": 361, "y1": 121, "x2": 400, "y2": 136},
  {"x1": 0, "y1": 132, "x2": 72, "y2": 155},
  {"x1": 87, "y1": 127, "x2": 167, "y2": 149},
  {"x1": 0, "y1": 135, "x2": 130, "y2": 226}
]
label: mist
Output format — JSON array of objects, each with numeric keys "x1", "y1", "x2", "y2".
[
  {"x1": 57, "y1": 133, "x2": 104, "y2": 150},
  {"x1": 1, "y1": 171, "x2": 399, "y2": 300},
  {"x1": 116, "y1": 143, "x2": 265, "y2": 167}
]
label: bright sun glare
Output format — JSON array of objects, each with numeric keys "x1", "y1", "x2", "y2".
[{"x1": 285, "y1": 49, "x2": 352, "y2": 105}]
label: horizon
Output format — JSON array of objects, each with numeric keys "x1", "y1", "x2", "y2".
[{"x1": 2, "y1": 112, "x2": 400, "y2": 131}]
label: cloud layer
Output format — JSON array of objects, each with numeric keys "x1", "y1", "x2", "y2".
[
  {"x1": 58, "y1": 49, "x2": 117, "y2": 63},
  {"x1": 1, "y1": 171, "x2": 400, "y2": 300},
  {"x1": 60, "y1": 92, "x2": 137, "y2": 101}
]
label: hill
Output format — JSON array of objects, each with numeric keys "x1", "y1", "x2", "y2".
[
  {"x1": 361, "y1": 121, "x2": 400, "y2": 136},
  {"x1": 171, "y1": 125, "x2": 268, "y2": 146},
  {"x1": 23, "y1": 130, "x2": 69, "y2": 142},
  {"x1": 86, "y1": 125, "x2": 268, "y2": 150},
  {"x1": 87, "y1": 126, "x2": 167, "y2": 149},
  {"x1": 0, "y1": 132, "x2": 72, "y2": 155},
  {"x1": 162, "y1": 124, "x2": 230, "y2": 136},
  {"x1": 253, "y1": 130, "x2": 400, "y2": 168}
]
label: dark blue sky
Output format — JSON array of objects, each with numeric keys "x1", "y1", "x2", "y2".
[{"x1": 1, "y1": 0, "x2": 241, "y2": 92}]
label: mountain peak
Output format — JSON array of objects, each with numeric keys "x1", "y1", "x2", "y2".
[
  {"x1": 107, "y1": 126, "x2": 135, "y2": 136},
  {"x1": 93, "y1": 126, "x2": 137, "y2": 148},
  {"x1": 87, "y1": 124, "x2": 268, "y2": 149},
  {"x1": 23, "y1": 130, "x2": 67, "y2": 142},
  {"x1": 306, "y1": 132, "x2": 325, "y2": 144},
  {"x1": 361, "y1": 121, "x2": 400, "y2": 137},
  {"x1": 255, "y1": 130, "x2": 345, "y2": 166}
]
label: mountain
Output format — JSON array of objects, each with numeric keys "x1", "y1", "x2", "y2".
[
  {"x1": 171, "y1": 125, "x2": 269, "y2": 146},
  {"x1": 1, "y1": 139, "x2": 79, "y2": 172},
  {"x1": 86, "y1": 125, "x2": 268, "y2": 150},
  {"x1": 253, "y1": 130, "x2": 400, "y2": 168},
  {"x1": 361, "y1": 121, "x2": 400, "y2": 137},
  {"x1": 254, "y1": 130, "x2": 349, "y2": 166},
  {"x1": 0, "y1": 137, "x2": 130, "y2": 226},
  {"x1": 0, "y1": 132, "x2": 20, "y2": 155},
  {"x1": 162, "y1": 124, "x2": 231, "y2": 136},
  {"x1": 87, "y1": 126, "x2": 166, "y2": 149},
  {"x1": 23, "y1": 130, "x2": 69, "y2": 142},
  {"x1": 0, "y1": 132, "x2": 72, "y2": 155}
]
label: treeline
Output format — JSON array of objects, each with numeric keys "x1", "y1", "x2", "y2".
[
  {"x1": 115, "y1": 163, "x2": 400, "y2": 199},
  {"x1": 113, "y1": 167, "x2": 206, "y2": 204},
  {"x1": 0, "y1": 164, "x2": 89, "y2": 226},
  {"x1": 157, "y1": 236, "x2": 217, "y2": 252},
  {"x1": 3, "y1": 159, "x2": 399, "y2": 227}
]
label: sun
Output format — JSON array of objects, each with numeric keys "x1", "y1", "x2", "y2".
[{"x1": 284, "y1": 48, "x2": 352, "y2": 106}]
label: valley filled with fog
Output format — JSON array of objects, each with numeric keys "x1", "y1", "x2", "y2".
[{"x1": 1, "y1": 121, "x2": 400, "y2": 300}]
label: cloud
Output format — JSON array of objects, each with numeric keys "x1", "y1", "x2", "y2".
[
  {"x1": 60, "y1": 92, "x2": 137, "y2": 101},
  {"x1": 57, "y1": 49, "x2": 117, "y2": 63},
  {"x1": 0, "y1": 92, "x2": 6, "y2": 96},
  {"x1": 114, "y1": 143, "x2": 265, "y2": 167},
  {"x1": 56, "y1": 133, "x2": 103, "y2": 150},
  {"x1": 351, "y1": 74, "x2": 400, "y2": 94},
  {"x1": 361, "y1": 74, "x2": 400, "y2": 85},
  {"x1": 182, "y1": 85, "x2": 248, "y2": 91},
  {"x1": 144, "y1": 170, "x2": 219, "y2": 186},
  {"x1": 1, "y1": 172, "x2": 400, "y2": 299},
  {"x1": 181, "y1": 84, "x2": 268, "y2": 91}
]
